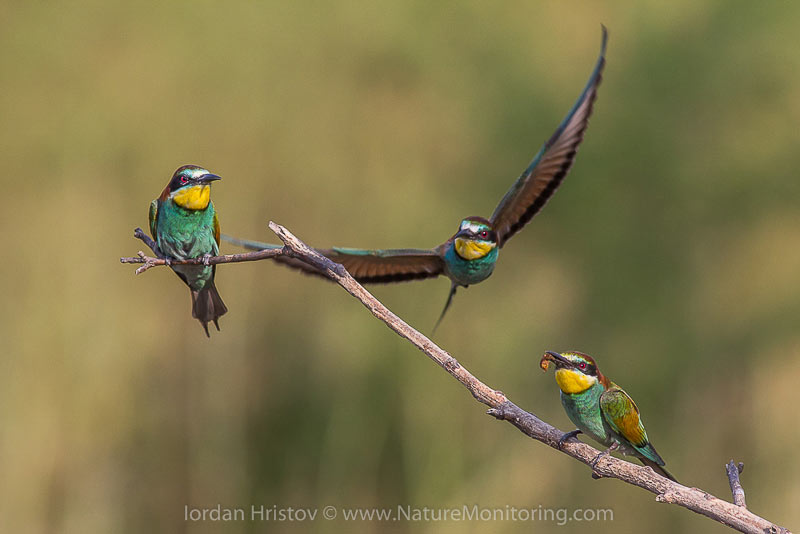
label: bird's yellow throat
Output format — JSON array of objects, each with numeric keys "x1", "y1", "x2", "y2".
[
  {"x1": 172, "y1": 185, "x2": 211, "y2": 210},
  {"x1": 555, "y1": 368, "x2": 597, "y2": 394},
  {"x1": 454, "y1": 238, "x2": 495, "y2": 260}
]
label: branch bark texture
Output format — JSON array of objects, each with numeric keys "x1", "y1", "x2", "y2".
[{"x1": 121, "y1": 223, "x2": 791, "y2": 534}]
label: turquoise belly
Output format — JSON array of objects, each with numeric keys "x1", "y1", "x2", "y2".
[
  {"x1": 560, "y1": 386, "x2": 612, "y2": 446},
  {"x1": 156, "y1": 200, "x2": 218, "y2": 290},
  {"x1": 443, "y1": 244, "x2": 498, "y2": 286},
  {"x1": 560, "y1": 386, "x2": 639, "y2": 456}
]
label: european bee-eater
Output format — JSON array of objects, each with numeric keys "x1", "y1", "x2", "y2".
[
  {"x1": 149, "y1": 165, "x2": 227, "y2": 336},
  {"x1": 225, "y1": 27, "x2": 607, "y2": 329},
  {"x1": 539, "y1": 351, "x2": 677, "y2": 482}
]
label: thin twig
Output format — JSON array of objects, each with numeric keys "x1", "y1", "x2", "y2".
[
  {"x1": 132, "y1": 228, "x2": 161, "y2": 257},
  {"x1": 265, "y1": 221, "x2": 790, "y2": 534},
  {"x1": 727, "y1": 461, "x2": 747, "y2": 508},
  {"x1": 120, "y1": 227, "x2": 284, "y2": 274}
]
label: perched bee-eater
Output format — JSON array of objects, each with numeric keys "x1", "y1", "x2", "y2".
[
  {"x1": 149, "y1": 165, "x2": 227, "y2": 336},
  {"x1": 225, "y1": 27, "x2": 607, "y2": 329},
  {"x1": 539, "y1": 351, "x2": 677, "y2": 482}
]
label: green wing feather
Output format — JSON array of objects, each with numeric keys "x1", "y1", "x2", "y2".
[
  {"x1": 599, "y1": 387, "x2": 647, "y2": 447},
  {"x1": 221, "y1": 234, "x2": 445, "y2": 283},
  {"x1": 600, "y1": 387, "x2": 665, "y2": 466},
  {"x1": 490, "y1": 26, "x2": 607, "y2": 247},
  {"x1": 149, "y1": 199, "x2": 159, "y2": 239},
  {"x1": 213, "y1": 210, "x2": 221, "y2": 246}
]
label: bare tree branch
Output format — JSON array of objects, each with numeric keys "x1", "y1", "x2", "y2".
[
  {"x1": 265, "y1": 222, "x2": 790, "y2": 534},
  {"x1": 120, "y1": 222, "x2": 791, "y2": 534},
  {"x1": 727, "y1": 461, "x2": 747, "y2": 508},
  {"x1": 120, "y1": 227, "x2": 284, "y2": 274}
]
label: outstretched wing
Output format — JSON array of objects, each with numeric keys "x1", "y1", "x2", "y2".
[
  {"x1": 221, "y1": 234, "x2": 445, "y2": 283},
  {"x1": 149, "y1": 199, "x2": 159, "y2": 239},
  {"x1": 490, "y1": 26, "x2": 607, "y2": 247},
  {"x1": 321, "y1": 247, "x2": 445, "y2": 283}
]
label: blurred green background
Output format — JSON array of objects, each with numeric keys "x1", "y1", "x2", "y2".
[{"x1": 2, "y1": 1, "x2": 799, "y2": 532}]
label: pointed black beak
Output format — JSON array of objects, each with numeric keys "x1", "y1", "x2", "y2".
[
  {"x1": 197, "y1": 173, "x2": 222, "y2": 184},
  {"x1": 454, "y1": 228, "x2": 473, "y2": 239},
  {"x1": 543, "y1": 351, "x2": 573, "y2": 368}
]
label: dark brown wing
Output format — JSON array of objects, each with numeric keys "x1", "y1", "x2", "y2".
[
  {"x1": 221, "y1": 234, "x2": 445, "y2": 284},
  {"x1": 319, "y1": 247, "x2": 445, "y2": 283},
  {"x1": 490, "y1": 26, "x2": 607, "y2": 247}
]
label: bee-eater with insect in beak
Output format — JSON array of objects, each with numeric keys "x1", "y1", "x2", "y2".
[
  {"x1": 149, "y1": 165, "x2": 227, "y2": 336},
  {"x1": 224, "y1": 27, "x2": 608, "y2": 331},
  {"x1": 539, "y1": 351, "x2": 677, "y2": 482}
]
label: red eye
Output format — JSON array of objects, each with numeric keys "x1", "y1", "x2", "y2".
[
  {"x1": 578, "y1": 362, "x2": 587, "y2": 370},
  {"x1": 180, "y1": 176, "x2": 188, "y2": 184},
  {"x1": 479, "y1": 231, "x2": 488, "y2": 239}
]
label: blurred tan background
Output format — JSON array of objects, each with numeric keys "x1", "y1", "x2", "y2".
[{"x1": 2, "y1": 1, "x2": 799, "y2": 532}]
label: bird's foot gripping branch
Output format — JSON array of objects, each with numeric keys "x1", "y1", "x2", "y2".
[
  {"x1": 120, "y1": 222, "x2": 791, "y2": 534},
  {"x1": 123, "y1": 227, "x2": 286, "y2": 273}
]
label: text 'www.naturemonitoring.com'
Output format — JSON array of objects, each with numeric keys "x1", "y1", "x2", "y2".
[{"x1": 185, "y1": 504, "x2": 614, "y2": 525}]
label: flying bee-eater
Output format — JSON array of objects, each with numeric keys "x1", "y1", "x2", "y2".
[
  {"x1": 225, "y1": 27, "x2": 607, "y2": 330},
  {"x1": 149, "y1": 165, "x2": 227, "y2": 336},
  {"x1": 539, "y1": 351, "x2": 677, "y2": 482}
]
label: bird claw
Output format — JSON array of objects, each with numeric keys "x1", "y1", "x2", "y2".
[
  {"x1": 201, "y1": 254, "x2": 212, "y2": 266},
  {"x1": 590, "y1": 450, "x2": 608, "y2": 472},
  {"x1": 557, "y1": 429, "x2": 582, "y2": 450},
  {"x1": 590, "y1": 443, "x2": 619, "y2": 478}
]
